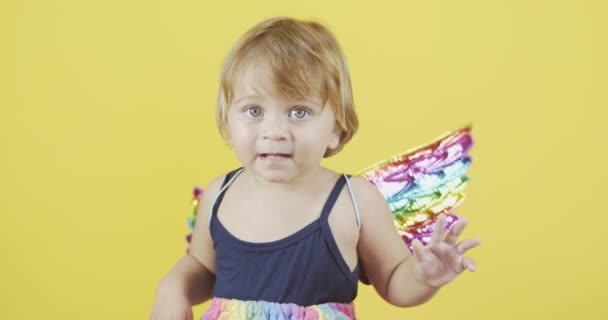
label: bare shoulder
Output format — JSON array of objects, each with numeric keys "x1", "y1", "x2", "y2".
[
  {"x1": 195, "y1": 173, "x2": 226, "y2": 222},
  {"x1": 202, "y1": 174, "x2": 226, "y2": 201},
  {"x1": 344, "y1": 176, "x2": 389, "y2": 221},
  {"x1": 188, "y1": 172, "x2": 228, "y2": 274}
]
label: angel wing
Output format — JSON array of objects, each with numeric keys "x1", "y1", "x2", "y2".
[
  {"x1": 185, "y1": 187, "x2": 203, "y2": 254},
  {"x1": 357, "y1": 126, "x2": 473, "y2": 249},
  {"x1": 355, "y1": 126, "x2": 474, "y2": 283}
]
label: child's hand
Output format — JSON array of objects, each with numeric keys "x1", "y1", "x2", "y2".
[
  {"x1": 411, "y1": 214, "x2": 481, "y2": 289},
  {"x1": 150, "y1": 288, "x2": 193, "y2": 320}
]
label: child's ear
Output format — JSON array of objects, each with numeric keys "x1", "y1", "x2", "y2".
[
  {"x1": 224, "y1": 131, "x2": 234, "y2": 148},
  {"x1": 221, "y1": 114, "x2": 234, "y2": 146},
  {"x1": 328, "y1": 126, "x2": 341, "y2": 150}
]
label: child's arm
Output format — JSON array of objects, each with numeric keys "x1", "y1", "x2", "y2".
[
  {"x1": 351, "y1": 177, "x2": 480, "y2": 307},
  {"x1": 155, "y1": 255, "x2": 214, "y2": 306},
  {"x1": 153, "y1": 175, "x2": 225, "y2": 306}
]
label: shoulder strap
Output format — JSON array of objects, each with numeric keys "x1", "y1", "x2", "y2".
[
  {"x1": 320, "y1": 175, "x2": 348, "y2": 220},
  {"x1": 343, "y1": 174, "x2": 362, "y2": 231},
  {"x1": 208, "y1": 167, "x2": 245, "y2": 225},
  {"x1": 320, "y1": 175, "x2": 362, "y2": 231}
]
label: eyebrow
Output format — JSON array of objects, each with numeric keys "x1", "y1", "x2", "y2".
[
  {"x1": 232, "y1": 95, "x2": 259, "y2": 105},
  {"x1": 232, "y1": 95, "x2": 322, "y2": 109}
]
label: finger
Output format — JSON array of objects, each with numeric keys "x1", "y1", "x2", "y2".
[
  {"x1": 461, "y1": 257, "x2": 477, "y2": 272},
  {"x1": 429, "y1": 242, "x2": 449, "y2": 258},
  {"x1": 456, "y1": 238, "x2": 481, "y2": 254},
  {"x1": 445, "y1": 216, "x2": 469, "y2": 245},
  {"x1": 431, "y1": 214, "x2": 447, "y2": 244},
  {"x1": 412, "y1": 239, "x2": 426, "y2": 262}
]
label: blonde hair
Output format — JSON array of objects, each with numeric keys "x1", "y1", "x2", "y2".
[{"x1": 216, "y1": 17, "x2": 359, "y2": 157}]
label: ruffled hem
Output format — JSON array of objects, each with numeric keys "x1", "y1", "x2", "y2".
[{"x1": 201, "y1": 297, "x2": 355, "y2": 320}]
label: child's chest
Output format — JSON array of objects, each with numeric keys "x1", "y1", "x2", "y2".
[
  {"x1": 216, "y1": 188, "x2": 360, "y2": 271},
  {"x1": 217, "y1": 192, "x2": 325, "y2": 242}
]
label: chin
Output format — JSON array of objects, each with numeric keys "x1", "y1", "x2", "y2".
[
  {"x1": 252, "y1": 168, "x2": 296, "y2": 184},
  {"x1": 260, "y1": 173, "x2": 292, "y2": 184}
]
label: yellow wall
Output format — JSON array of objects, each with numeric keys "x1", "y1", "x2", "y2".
[{"x1": 1, "y1": 0, "x2": 606, "y2": 319}]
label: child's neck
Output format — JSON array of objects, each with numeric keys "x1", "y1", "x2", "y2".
[{"x1": 244, "y1": 166, "x2": 336, "y2": 194}]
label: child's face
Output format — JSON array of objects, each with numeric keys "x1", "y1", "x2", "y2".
[{"x1": 226, "y1": 64, "x2": 340, "y2": 184}]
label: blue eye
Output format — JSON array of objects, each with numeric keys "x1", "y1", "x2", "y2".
[
  {"x1": 290, "y1": 108, "x2": 310, "y2": 120},
  {"x1": 247, "y1": 106, "x2": 263, "y2": 117}
]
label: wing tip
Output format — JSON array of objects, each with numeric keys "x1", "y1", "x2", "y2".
[{"x1": 356, "y1": 125, "x2": 474, "y2": 177}]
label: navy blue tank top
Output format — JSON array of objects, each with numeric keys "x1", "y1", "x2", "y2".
[{"x1": 209, "y1": 168, "x2": 360, "y2": 306}]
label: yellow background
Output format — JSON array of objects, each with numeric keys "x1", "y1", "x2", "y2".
[{"x1": 1, "y1": 0, "x2": 606, "y2": 319}]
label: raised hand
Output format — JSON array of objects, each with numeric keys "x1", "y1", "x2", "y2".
[{"x1": 411, "y1": 214, "x2": 481, "y2": 288}]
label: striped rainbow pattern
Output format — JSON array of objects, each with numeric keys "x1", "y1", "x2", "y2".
[
  {"x1": 200, "y1": 297, "x2": 355, "y2": 320},
  {"x1": 356, "y1": 126, "x2": 474, "y2": 253}
]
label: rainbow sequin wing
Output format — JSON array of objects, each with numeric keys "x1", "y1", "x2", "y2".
[
  {"x1": 356, "y1": 126, "x2": 474, "y2": 283},
  {"x1": 185, "y1": 186, "x2": 203, "y2": 254}
]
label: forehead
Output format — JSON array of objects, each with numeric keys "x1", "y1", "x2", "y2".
[
  {"x1": 230, "y1": 61, "x2": 324, "y2": 105},
  {"x1": 232, "y1": 63, "x2": 277, "y2": 98}
]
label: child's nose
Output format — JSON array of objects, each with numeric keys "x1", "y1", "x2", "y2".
[{"x1": 262, "y1": 116, "x2": 289, "y2": 141}]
